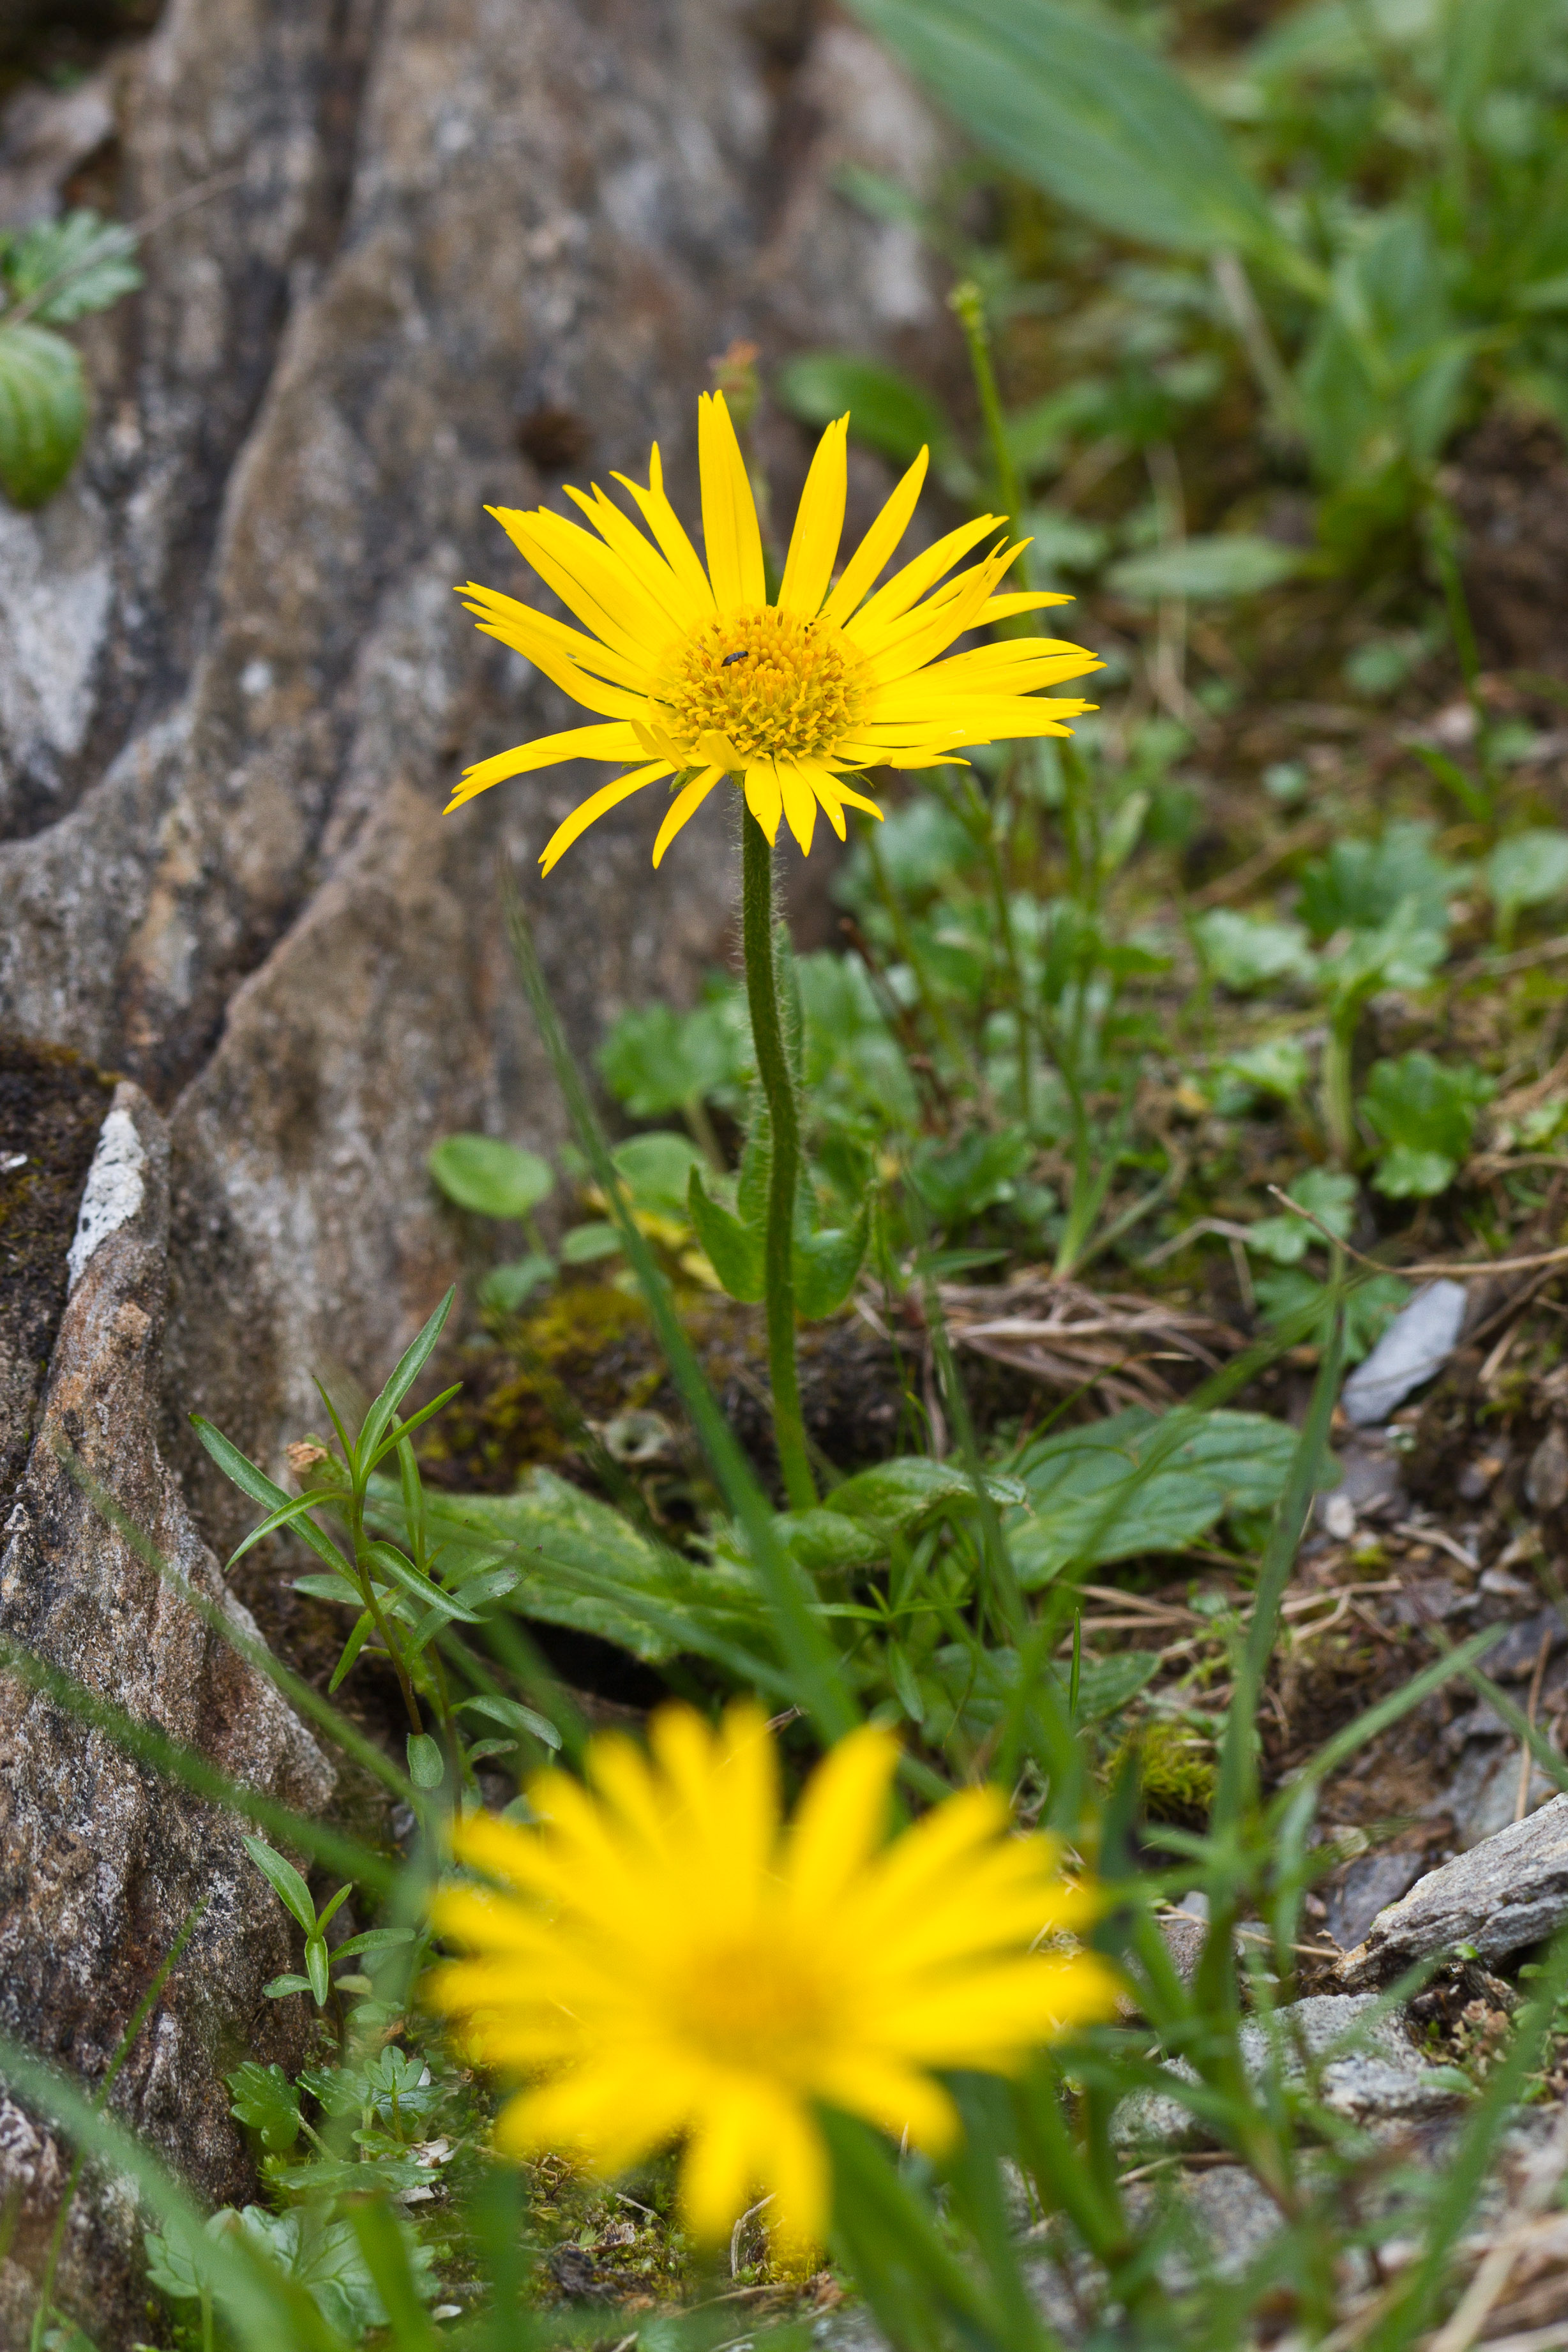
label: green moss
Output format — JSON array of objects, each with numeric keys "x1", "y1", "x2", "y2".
[{"x1": 1121, "y1": 1719, "x2": 1217, "y2": 1827}]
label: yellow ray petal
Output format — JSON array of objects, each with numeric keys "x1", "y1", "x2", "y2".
[
  {"x1": 651, "y1": 765, "x2": 724, "y2": 866},
  {"x1": 698, "y1": 391, "x2": 766, "y2": 611},
  {"x1": 786, "y1": 1723, "x2": 898, "y2": 1914},
  {"x1": 679, "y1": 2084, "x2": 765, "y2": 2241},
  {"x1": 538, "y1": 762, "x2": 670, "y2": 876},
  {"x1": 504, "y1": 507, "x2": 679, "y2": 667},
  {"x1": 976, "y1": 589, "x2": 1076, "y2": 622},
  {"x1": 818, "y1": 446, "x2": 929, "y2": 627},
  {"x1": 744, "y1": 760, "x2": 783, "y2": 843},
  {"x1": 445, "y1": 721, "x2": 646, "y2": 812},
  {"x1": 758, "y1": 2093, "x2": 830, "y2": 2249},
  {"x1": 458, "y1": 583, "x2": 651, "y2": 695},
  {"x1": 846, "y1": 513, "x2": 1006, "y2": 640},
  {"x1": 799, "y1": 764, "x2": 849, "y2": 840},
  {"x1": 777, "y1": 763, "x2": 817, "y2": 856},
  {"x1": 567, "y1": 481, "x2": 707, "y2": 635},
  {"x1": 614, "y1": 444, "x2": 719, "y2": 615},
  {"x1": 810, "y1": 2052, "x2": 959, "y2": 2156},
  {"x1": 778, "y1": 414, "x2": 848, "y2": 617}
]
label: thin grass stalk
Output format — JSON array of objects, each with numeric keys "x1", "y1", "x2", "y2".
[
  {"x1": 739, "y1": 806, "x2": 817, "y2": 1508},
  {"x1": 502, "y1": 866, "x2": 858, "y2": 1743}
]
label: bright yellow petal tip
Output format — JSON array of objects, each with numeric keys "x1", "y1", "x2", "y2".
[
  {"x1": 446, "y1": 400, "x2": 1102, "y2": 870},
  {"x1": 425, "y1": 1703, "x2": 1115, "y2": 2246}
]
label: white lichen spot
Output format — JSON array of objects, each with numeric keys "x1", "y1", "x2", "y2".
[{"x1": 67, "y1": 1107, "x2": 146, "y2": 1290}]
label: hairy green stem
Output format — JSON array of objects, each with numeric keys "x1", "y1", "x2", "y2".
[{"x1": 741, "y1": 810, "x2": 817, "y2": 1510}]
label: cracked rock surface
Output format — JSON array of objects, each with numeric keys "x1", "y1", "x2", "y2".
[
  {"x1": 0, "y1": 0, "x2": 950, "y2": 1550},
  {"x1": 0, "y1": 1082, "x2": 335, "y2": 2348},
  {"x1": 0, "y1": 5, "x2": 947, "y2": 2339}
]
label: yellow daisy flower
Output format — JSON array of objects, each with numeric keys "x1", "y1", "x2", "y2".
[
  {"x1": 448, "y1": 393, "x2": 1103, "y2": 872},
  {"x1": 425, "y1": 1702, "x2": 1116, "y2": 2245}
]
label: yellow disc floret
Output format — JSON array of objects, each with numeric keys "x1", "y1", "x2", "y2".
[{"x1": 652, "y1": 607, "x2": 863, "y2": 769}]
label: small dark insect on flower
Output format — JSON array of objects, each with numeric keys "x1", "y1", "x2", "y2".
[{"x1": 721, "y1": 650, "x2": 749, "y2": 667}]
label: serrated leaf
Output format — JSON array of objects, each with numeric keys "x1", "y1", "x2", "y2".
[
  {"x1": 0, "y1": 323, "x2": 86, "y2": 508},
  {"x1": 844, "y1": 0, "x2": 1279, "y2": 258},
  {"x1": 226, "y1": 2060, "x2": 303, "y2": 2150},
  {"x1": 2, "y1": 209, "x2": 141, "y2": 323},
  {"x1": 1486, "y1": 828, "x2": 1568, "y2": 916},
  {"x1": 599, "y1": 995, "x2": 750, "y2": 1117},
  {"x1": 241, "y1": 1836, "x2": 316, "y2": 1932},
  {"x1": 1299, "y1": 819, "x2": 1464, "y2": 940},
  {"x1": 1361, "y1": 1050, "x2": 1488, "y2": 1199},
  {"x1": 428, "y1": 1133, "x2": 554, "y2": 1219},
  {"x1": 1246, "y1": 1167, "x2": 1357, "y2": 1265},
  {"x1": 687, "y1": 1167, "x2": 765, "y2": 1302}
]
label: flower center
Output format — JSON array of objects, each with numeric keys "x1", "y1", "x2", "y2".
[
  {"x1": 652, "y1": 607, "x2": 863, "y2": 769},
  {"x1": 668, "y1": 1934, "x2": 832, "y2": 2075}
]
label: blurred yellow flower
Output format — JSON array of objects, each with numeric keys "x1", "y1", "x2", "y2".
[
  {"x1": 448, "y1": 393, "x2": 1101, "y2": 872},
  {"x1": 426, "y1": 1703, "x2": 1116, "y2": 2245}
]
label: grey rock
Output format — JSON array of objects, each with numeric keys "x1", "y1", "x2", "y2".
[
  {"x1": 1341, "y1": 1791, "x2": 1568, "y2": 1985},
  {"x1": 1341, "y1": 1280, "x2": 1468, "y2": 1425},
  {"x1": 0, "y1": 0, "x2": 954, "y2": 1557},
  {"x1": 1327, "y1": 1853, "x2": 1427, "y2": 1951},
  {"x1": 1114, "y1": 1993, "x2": 1459, "y2": 2152},
  {"x1": 1479, "y1": 1608, "x2": 1567, "y2": 1680},
  {"x1": 1528, "y1": 1424, "x2": 1568, "y2": 1514},
  {"x1": 0, "y1": 1083, "x2": 334, "y2": 2346}
]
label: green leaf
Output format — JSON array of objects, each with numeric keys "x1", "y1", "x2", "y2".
[
  {"x1": 909, "y1": 1125, "x2": 1034, "y2": 1225},
  {"x1": 1012, "y1": 1407, "x2": 1300, "y2": 1586},
  {"x1": 1193, "y1": 909, "x2": 1316, "y2": 993},
  {"x1": 328, "y1": 1611, "x2": 374, "y2": 1692},
  {"x1": 1074, "y1": 1649, "x2": 1162, "y2": 1723},
  {"x1": 0, "y1": 323, "x2": 86, "y2": 508},
  {"x1": 241, "y1": 1835, "x2": 316, "y2": 1933},
  {"x1": 406, "y1": 1731, "x2": 446, "y2": 1788},
  {"x1": 230, "y1": 2203, "x2": 434, "y2": 2337},
  {"x1": 455, "y1": 1692, "x2": 562, "y2": 1747},
  {"x1": 612, "y1": 1131, "x2": 705, "y2": 1218},
  {"x1": 304, "y1": 1936, "x2": 331, "y2": 2005},
  {"x1": 3, "y1": 211, "x2": 142, "y2": 323},
  {"x1": 1299, "y1": 819, "x2": 1465, "y2": 940},
  {"x1": 886, "y1": 1638, "x2": 927, "y2": 1724},
  {"x1": 226, "y1": 2060, "x2": 303, "y2": 2152},
  {"x1": 332, "y1": 1926, "x2": 416, "y2": 1961},
  {"x1": 1108, "y1": 534, "x2": 1304, "y2": 601},
  {"x1": 429, "y1": 1133, "x2": 554, "y2": 1219},
  {"x1": 1485, "y1": 828, "x2": 1568, "y2": 915},
  {"x1": 193, "y1": 1413, "x2": 356, "y2": 1582},
  {"x1": 1254, "y1": 1265, "x2": 1409, "y2": 1362},
  {"x1": 378, "y1": 1466, "x2": 751, "y2": 1665},
  {"x1": 358, "y1": 1285, "x2": 456, "y2": 1469},
  {"x1": 1221, "y1": 1037, "x2": 1311, "y2": 1104},
  {"x1": 479, "y1": 1252, "x2": 555, "y2": 1313},
  {"x1": 831, "y1": 1456, "x2": 1027, "y2": 1541},
  {"x1": 1372, "y1": 1143, "x2": 1459, "y2": 1198},
  {"x1": 794, "y1": 1207, "x2": 870, "y2": 1319},
  {"x1": 1361, "y1": 1051, "x2": 1488, "y2": 1198},
  {"x1": 560, "y1": 1219, "x2": 624, "y2": 1263},
  {"x1": 262, "y1": 1972, "x2": 315, "y2": 1999},
  {"x1": 774, "y1": 1507, "x2": 887, "y2": 1574},
  {"x1": 775, "y1": 350, "x2": 952, "y2": 465},
  {"x1": 1247, "y1": 1167, "x2": 1357, "y2": 1265},
  {"x1": 687, "y1": 1167, "x2": 765, "y2": 1302},
  {"x1": 844, "y1": 0, "x2": 1279, "y2": 259},
  {"x1": 599, "y1": 995, "x2": 750, "y2": 1117}
]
